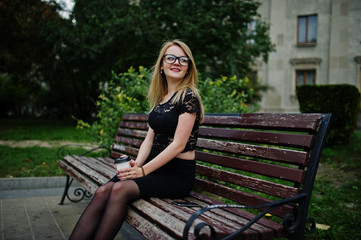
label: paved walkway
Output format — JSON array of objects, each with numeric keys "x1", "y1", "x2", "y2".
[{"x1": 0, "y1": 177, "x2": 144, "y2": 240}]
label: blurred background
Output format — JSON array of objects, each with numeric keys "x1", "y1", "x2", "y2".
[{"x1": 1, "y1": 1, "x2": 361, "y2": 239}]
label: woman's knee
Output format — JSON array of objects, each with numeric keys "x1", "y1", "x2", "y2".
[
  {"x1": 110, "y1": 181, "x2": 139, "y2": 201},
  {"x1": 94, "y1": 182, "x2": 113, "y2": 200}
]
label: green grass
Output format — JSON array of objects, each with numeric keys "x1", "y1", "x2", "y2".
[
  {"x1": 304, "y1": 131, "x2": 361, "y2": 240},
  {"x1": 0, "y1": 145, "x2": 107, "y2": 178},
  {"x1": 0, "y1": 118, "x2": 103, "y2": 177},
  {"x1": 0, "y1": 146, "x2": 69, "y2": 177},
  {"x1": 307, "y1": 177, "x2": 361, "y2": 239},
  {"x1": 321, "y1": 131, "x2": 361, "y2": 171},
  {"x1": 0, "y1": 118, "x2": 93, "y2": 142},
  {"x1": 0, "y1": 118, "x2": 360, "y2": 239}
]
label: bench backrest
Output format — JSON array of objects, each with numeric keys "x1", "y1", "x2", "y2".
[{"x1": 111, "y1": 113, "x2": 331, "y2": 221}]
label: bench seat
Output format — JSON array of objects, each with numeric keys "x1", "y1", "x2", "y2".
[{"x1": 57, "y1": 113, "x2": 331, "y2": 240}]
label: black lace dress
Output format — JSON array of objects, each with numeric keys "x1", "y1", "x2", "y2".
[{"x1": 111, "y1": 88, "x2": 201, "y2": 198}]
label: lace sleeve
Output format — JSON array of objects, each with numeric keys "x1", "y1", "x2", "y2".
[{"x1": 179, "y1": 89, "x2": 200, "y2": 115}]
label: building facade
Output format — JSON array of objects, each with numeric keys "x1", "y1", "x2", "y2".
[{"x1": 255, "y1": 0, "x2": 361, "y2": 113}]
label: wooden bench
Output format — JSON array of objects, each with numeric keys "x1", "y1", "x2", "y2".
[{"x1": 57, "y1": 113, "x2": 331, "y2": 240}]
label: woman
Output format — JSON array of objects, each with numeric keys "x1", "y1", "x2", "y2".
[{"x1": 69, "y1": 39, "x2": 204, "y2": 240}]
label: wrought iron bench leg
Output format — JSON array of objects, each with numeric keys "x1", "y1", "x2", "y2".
[
  {"x1": 59, "y1": 175, "x2": 72, "y2": 205},
  {"x1": 59, "y1": 175, "x2": 92, "y2": 205}
]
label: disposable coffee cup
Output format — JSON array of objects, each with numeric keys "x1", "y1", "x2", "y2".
[{"x1": 114, "y1": 155, "x2": 131, "y2": 171}]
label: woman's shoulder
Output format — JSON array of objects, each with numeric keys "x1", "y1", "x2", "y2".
[
  {"x1": 184, "y1": 87, "x2": 198, "y2": 98},
  {"x1": 174, "y1": 87, "x2": 199, "y2": 106},
  {"x1": 181, "y1": 88, "x2": 201, "y2": 106}
]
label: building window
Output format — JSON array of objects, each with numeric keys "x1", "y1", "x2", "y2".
[
  {"x1": 247, "y1": 20, "x2": 256, "y2": 46},
  {"x1": 297, "y1": 15, "x2": 317, "y2": 44},
  {"x1": 296, "y1": 69, "x2": 316, "y2": 85}
]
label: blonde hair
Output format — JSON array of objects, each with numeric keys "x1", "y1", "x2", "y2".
[{"x1": 148, "y1": 39, "x2": 204, "y2": 122}]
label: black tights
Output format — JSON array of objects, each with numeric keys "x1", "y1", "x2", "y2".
[{"x1": 69, "y1": 180, "x2": 140, "y2": 240}]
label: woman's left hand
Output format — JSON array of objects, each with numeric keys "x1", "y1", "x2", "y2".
[{"x1": 116, "y1": 160, "x2": 143, "y2": 180}]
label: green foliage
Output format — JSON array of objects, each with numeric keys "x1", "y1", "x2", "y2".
[
  {"x1": 0, "y1": 74, "x2": 27, "y2": 117},
  {"x1": 2, "y1": 0, "x2": 274, "y2": 118},
  {"x1": 0, "y1": 0, "x2": 59, "y2": 74},
  {"x1": 0, "y1": 0, "x2": 62, "y2": 117},
  {"x1": 296, "y1": 84, "x2": 360, "y2": 144},
  {"x1": 77, "y1": 66, "x2": 150, "y2": 146},
  {"x1": 78, "y1": 67, "x2": 255, "y2": 146},
  {"x1": 199, "y1": 75, "x2": 256, "y2": 113},
  {"x1": 133, "y1": 0, "x2": 275, "y2": 79},
  {"x1": 36, "y1": 0, "x2": 274, "y2": 118}
]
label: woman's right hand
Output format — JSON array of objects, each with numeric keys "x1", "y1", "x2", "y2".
[{"x1": 116, "y1": 160, "x2": 144, "y2": 180}]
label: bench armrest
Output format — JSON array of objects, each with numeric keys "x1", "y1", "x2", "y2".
[
  {"x1": 56, "y1": 144, "x2": 111, "y2": 159},
  {"x1": 183, "y1": 193, "x2": 315, "y2": 240}
]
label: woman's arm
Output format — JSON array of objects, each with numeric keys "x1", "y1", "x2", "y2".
[
  {"x1": 142, "y1": 112, "x2": 196, "y2": 175},
  {"x1": 117, "y1": 112, "x2": 196, "y2": 180},
  {"x1": 135, "y1": 127, "x2": 154, "y2": 166},
  {"x1": 116, "y1": 127, "x2": 154, "y2": 180}
]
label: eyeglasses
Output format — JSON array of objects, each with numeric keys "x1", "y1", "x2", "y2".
[{"x1": 163, "y1": 54, "x2": 190, "y2": 66}]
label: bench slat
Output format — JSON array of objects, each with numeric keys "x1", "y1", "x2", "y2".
[
  {"x1": 111, "y1": 145, "x2": 139, "y2": 158},
  {"x1": 57, "y1": 160, "x2": 98, "y2": 194},
  {"x1": 96, "y1": 157, "x2": 116, "y2": 168},
  {"x1": 197, "y1": 138, "x2": 309, "y2": 165},
  {"x1": 130, "y1": 199, "x2": 191, "y2": 239},
  {"x1": 199, "y1": 127, "x2": 315, "y2": 149},
  {"x1": 123, "y1": 113, "x2": 148, "y2": 121},
  {"x1": 71, "y1": 156, "x2": 114, "y2": 180},
  {"x1": 202, "y1": 113, "x2": 322, "y2": 132},
  {"x1": 153, "y1": 198, "x2": 273, "y2": 239},
  {"x1": 147, "y1": 198, "x2": 205, "y2": 233},
  {"x1": 196, "y1": 164, "x2": 299, "y2": 199},
  {"x1": 122, "y1": 113, "x2": 322, "y2": 132},
  {"x1": 62, "y1": 155, "x2": 109, "y2": 186},
  {"x1": 126, "y1": 206, "x2": 174, "y2": 240},
  {"x1": 120, "y1": 121, "x2": 148, "y2": 130},
  {"x1": 189, "y1": 191, "x2": 286, "y2": 238},
  {"x1": 195, "y1": 178, "x2": 292, "y2": 218},
  {"x1": 181, "y1": 197, "x2": 274, "y2": 239},
  {"x1": 77, "y1": 156, "x2": 115, "y2": 177},
  {"x1": 195, "y1": 151, "x2": 305, "y2": 183},
  {"x1": 117, "y1": 128, "x2": 147, "y2": 139},
  {"x1": 114, "y1": 136, "x2": 143, "y2": 148},
  {"x1": 146, "y1": 198, "x2": 260, "y2": 239}
]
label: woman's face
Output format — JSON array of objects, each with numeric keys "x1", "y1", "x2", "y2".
[{"x1": 161, "y1": 45, "x2": 189, "y2": 82}]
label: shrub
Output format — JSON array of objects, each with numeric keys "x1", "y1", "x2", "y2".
[
  {"x1": 199, "y1": 74, "x2": 256, "y2": 113},
  {"x1": 296, "y1": 84, "x2": 360, "y2": 144},
  {"x1": 77, "y1": 66, "x2": 150, "y2": 146},
  {"x1": 78, "y1": 67, "x2": 255, "y2": 146},
  {"x1": 0, "y1": 74, "x2": 28, "y2": 117}
]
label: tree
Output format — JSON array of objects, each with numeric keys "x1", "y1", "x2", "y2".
[
  {"x1": 41, "y1": 0, "x2": 140, "y2": 118},
  {"x1": 1, "y1": 0, "x2": 273, "y2": 118},
  {"x1": 43, "y1": 0, "x2": 274, "y2": 119},
  {"x1": 0, "y1": 0, "x2": 61, "y2": 116},
  {"x1": 136, "y1": 0, "x2": 274, "y2": 78}
]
